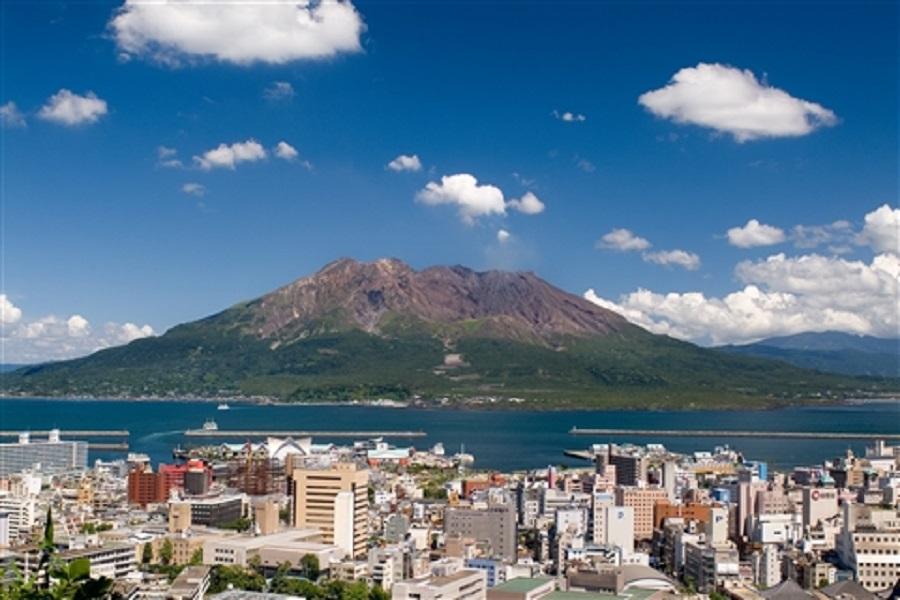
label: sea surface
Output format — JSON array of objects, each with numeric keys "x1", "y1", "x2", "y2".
[{"x1": 0, "y1": 398, "x2": 898, "y2": 471}]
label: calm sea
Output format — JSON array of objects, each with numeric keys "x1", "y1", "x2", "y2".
[{"x1": 0, "y1": 398, "x2": 897, "y2": 471}]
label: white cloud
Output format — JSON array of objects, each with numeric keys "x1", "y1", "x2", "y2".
[
  {"x1": 417, "y1": 174, "x2": 506, "y2": 225},
  {"x1": 274, "y1": 141, "x2": 299, "y2": 161},
  {"x1": 642, "y1": 249, "x2": 701, "y2": 270},
  {"x1": 182, "y1": 182, "x2": 206, "y2": 196},
  {"x1": 791, "y1": 220, "x2": 854, "y2": 250},
  {"x1": 0, "y1": 102, "x2": 26, "y2": 128},
  {"x1": 585, "y1": 252, "x2": 899, "y2": 345},
  {"x1": 387, "y1": 154, "x2": 422, "y2": 172},
  {"x1": 858, "y1": 204, "x2": 899, "y2": 254},
  {"x1": 157, "y1": 145, "x2": 183, "y2": 168},
  {"x1": 727, "y1": 219, "x2": 786, "y2": 248},
  {"x1": 194, "y1": 139, "x2": 266, "y2": 170},
  {"x1": 110, "y1": 0, "x2": 365, "y2": 66},
  {"x1": 118, "y1": 322, "x2": 155, "y2": 342},
  {"x1": 1, "y1": 305, "x2": 156, "y2": 363},
  {"x1": 0, "y1": 295, "x2": 23, "y2": 325},
  {"x1": 553, "y1": 110, "x2": 586, "y2": 122},
  {"x1": 596, "y1": 228, "x2": 651, "y2": 252},
  {"x1": 38, "y1": 89, "x2": 108, "y2": 126},
  {"x1": 264, "y1": 81, "x2": 295, "y2": 100},
  {"x1": 66, "y1": 315, "x2": 90, "y2": 337},
  {"x1": 638, "y1": 63, "x2": 837, "y2": 141},
  {"x1": 508, "y1": 191, "x2": 545, "y2": 215},
  {"x1": 497, "y1": 229, "x2": 511, "y2": 243}
]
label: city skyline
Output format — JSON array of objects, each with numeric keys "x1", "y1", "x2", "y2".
[{"x1": 1, "y1": 0, "x2": 898, "y2": 363}]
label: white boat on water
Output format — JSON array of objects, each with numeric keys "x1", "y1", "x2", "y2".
[
  {"x1": 217, "y1": 403, "x2": 230, "y2": 411},
  {"x1": 202, "y1": 419, "x2": 219, "y2": 431}
]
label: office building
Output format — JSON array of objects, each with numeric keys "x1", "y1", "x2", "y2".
[
  {"x1": 0, "y1": 431, "x2": 87, "y2": 477},
  {"x1": 392, "y1": 566, "x2": 486, "y2": 600},
  {"x1": 444, "y1": 505, "x2": 517, "y2": 562},
  {"x1": 291, "y1": 462, "x2": 369, "y2": 557},
  {"x1": 615, "y1": 487, "x2": 667, "y2": 540}
]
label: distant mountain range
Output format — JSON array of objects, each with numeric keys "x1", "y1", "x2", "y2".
[
  {"x1": 2, "y1": 259, "x2": 896, "y2": 408},
  {"x1": 718, "y1": 332, "x2": 899, "y2": 378}
]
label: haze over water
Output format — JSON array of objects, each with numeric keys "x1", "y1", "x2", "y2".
[{"x1": 1, "y1": 398, "x2": 897, "y2": 471}]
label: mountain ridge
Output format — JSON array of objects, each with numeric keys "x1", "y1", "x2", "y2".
[
  {"x1": 718, "y1": 331, "x2": 899, "y2": 378},
  {"x1": 3, "y1": 259, "x2": 896, "y2": 408}
]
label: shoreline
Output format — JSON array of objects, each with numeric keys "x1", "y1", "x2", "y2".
[{"x1": 0, "y1": 393, "x2": 898, "y2": 413}]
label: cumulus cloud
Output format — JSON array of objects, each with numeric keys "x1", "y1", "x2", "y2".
[
  {"x1": 194, "y1": 139, "x2": 266, "y2": 170},
  {"x1": 416, "y1": 173, "x2": 546, "y2": 225},
  {"x1": 597, "y1": 227, "x2": 700, "y2": 270},
  {"x1": 727, "y1": 219, "x2": 786, "y2": 248},
  {"x1": 0, "y1": 294, "x2": 23, "y2": 325},
  {"x1": 585, "y1": 251, "x2": 899, "y2": 345},
  {"x1": 66, "y1": 315, "x2": 90, "y2": 337},
  {"x1": 858, "y1": 204, "x2": 899, "y2": 254},
  {"x1": 387, "y1": 154, "x2": 422, "y2": 172},
  {"x1": 553, "y1": 110, "x2": 586, "y2": 122},
  {"x1": 638, "y1": 63, "x2": 837, "y2": 141},
  {"x1": 0, "y1": 102, "x2": 26, "y2": 128},
  {"x1": 274, "y1": 141, "x2": 299, "y2": 161},
  {"x1": 508, "y1": 191, "x2": 545, "y2": 215},
  {"x1": 109, "y1": 0, "x2": 365, "y2": 66},
  {"x1": 0, "y1": 304, "x2": 156, "y2": 363},
  {"x1": 181, "y1": 182, "x2": 206, "y2": 196},
  {"x1": 596, "y1": 228, "x2": 651, "y2": 252},
  {"x1": 417, "y1": 174, "x2": 506, "y2": 225},
  {"x1": 38, "y1": 89, "x2": 108, "y2": 126},
  {"x1": 264, "y1": 81, "x2": 295, "y2": 100},
  {"x1": 497, "y1": 229, "x2": 511, "y2": 243},
  {"x1": 643, "y1": 249, "x2": 701, "y2": 270}
]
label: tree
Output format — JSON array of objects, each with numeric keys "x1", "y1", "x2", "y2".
[
  {"x1": 208, "y1": 565, "x2": 266, "y2": 594},
  {"x1": 159, "y1": 538, "x2": 174, "y2": 566},
  {"x1": 189, "y1": 547, "x2": 204, "y2": 566},
  {"x1": 343, "y1": 580, "x2": 370, "y2": 600},
  {"x1": 141, "y1": 542, "x2": 153, "y2": 565},
  {"x1": 370, "y1": 585, "x2": 390, "y2": 600},
  {"x1": 300, "y1": 553, "x2": 320, "y2": 580}
]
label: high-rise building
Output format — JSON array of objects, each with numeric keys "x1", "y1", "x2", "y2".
[
  {"x1": 444, "y1": 505, "x2": 517, "y2": 562},
  {"x1": 291, "y1": 462, "x2": 369, "y2": 557},
  {"x1": 615, "y1": 487, "x2": 667, "y2": 540},
  {"x1": 0, "y1": 493, "x2": 36, "y2": 543},
  {"x1": 0, "y1": 431, "x2": 87, "y2": 477},
  {"x1": 608, "y1": 451, "x2": 647, "y2": 487},
  {"x1": 127, "y1": 466, "x2": 167, "y2": 506}
]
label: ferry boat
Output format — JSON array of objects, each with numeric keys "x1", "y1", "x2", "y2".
[
  {"x1": 202, "y1": 419, "x2": 219, "y2": 431},
  {"x1": 217, "y1": 403, "x2": 230, "y2": 411}
]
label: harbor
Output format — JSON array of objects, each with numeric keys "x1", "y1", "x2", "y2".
[{"x1": 569, "y1": 427, "x2": 900, "y2": 440}]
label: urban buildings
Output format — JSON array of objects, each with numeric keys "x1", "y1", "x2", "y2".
[
  {"x1": 0, "y1": 431, "x2": 87, "y2": 477},
  {"x1": 290, "y1": 462, "x2": 369, "y2": 557}
]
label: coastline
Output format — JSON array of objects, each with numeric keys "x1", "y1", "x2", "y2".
[{"x1": 1, "y1": 392, "x2": 898, "y2": 412}]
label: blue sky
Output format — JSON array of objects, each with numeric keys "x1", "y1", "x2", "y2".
[{"x1": 1, "y1": 0, "x2": 897, "y2": 362}]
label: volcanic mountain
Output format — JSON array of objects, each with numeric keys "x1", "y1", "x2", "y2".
[{"x1": 4, "y1": 258, "x2": 894, "y2": 407}]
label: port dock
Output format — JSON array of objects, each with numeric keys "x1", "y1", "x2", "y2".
[
  {"x1": 0, "y1": 430, "x2": 129, "y2": 437},
  {"x1": 569, "y1": 427, "x2": 900, "y2": 440},
  {"x1": 185, "y1": 429, "x2": 427, "y2": 438}
]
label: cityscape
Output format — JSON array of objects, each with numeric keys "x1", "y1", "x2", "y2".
[
  {"x1": 0, "y1": 421, "x2": 898, "y2": 599},
  {"x1": 1, "y1": 0, "x2": 898, "y2": 599}
]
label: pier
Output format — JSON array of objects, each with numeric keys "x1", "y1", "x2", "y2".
[
  {"x1": 0, "y1": 430, "x2": 130, "y2": 437},
  {"x1": 185, "y1": 429, "x2": 427, "y2": 438},
  {"x1": 87, "y1": 443, "x2": 129, "y2": 451},
  {"x1": 569, "y1": 427, "x2": 900, "y2": 440}
]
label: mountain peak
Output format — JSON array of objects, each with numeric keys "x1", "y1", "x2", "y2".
[{"x1": 250, "y1": 258, "x2": 630, "y2": 340}]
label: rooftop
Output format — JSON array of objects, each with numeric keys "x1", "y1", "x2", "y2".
[{"x1": 491, "y1": 577, "x2": 555, "y2": 594}]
